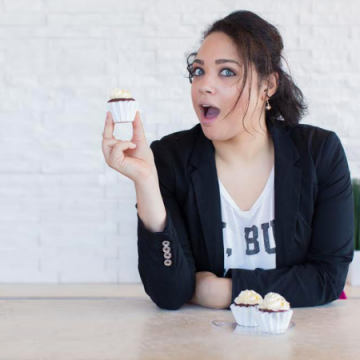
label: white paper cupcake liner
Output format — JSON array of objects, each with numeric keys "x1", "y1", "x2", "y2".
[
  {"x1": 255, "y1": 309, "x2": 293, "y2": 334},
  {"x1": 107, "y1": 100, "x2": 139, "y2": 123},
  {"x1": 230, "y1": 304, "x2": 259, "y2": 327}
]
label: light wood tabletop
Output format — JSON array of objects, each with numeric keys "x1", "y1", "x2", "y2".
[
  {"x1": 0, "y1": 282, "x2": 358, "y2": 298},
  {"x1": 0, "y1": 283, "x2": 359, "y2": 359}
]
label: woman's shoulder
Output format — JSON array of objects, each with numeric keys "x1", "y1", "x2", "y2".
[
  {"x1": 281, "y1": 120, "x2": 334, "y2": 139},
  {"x1": 159, "y1": 123, "x2": 201, "y2": 143},
  {"x1": 282, "y1": 121, "x2": 348, "y2": 174},
  {"x1": 151, "y1": 123, "x2": 202, "y2": 155},
  {"x1": 291, "y1": 121, "x2": 334, "y2": 133},
  {"x1": 270, "y1": 120, "x2": 346, "y2": 169},
  {"x1": 281, "y1": 120, "x2": 341, "y2": 151}
]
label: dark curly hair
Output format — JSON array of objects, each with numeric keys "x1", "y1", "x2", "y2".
[{"x1": 185, "y1": 10, "x2": 308, "y2": 127}]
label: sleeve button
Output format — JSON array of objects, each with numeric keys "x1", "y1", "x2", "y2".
[
  {"x1": 164, "y1": 259, "x2": 172, "y2": 266},
  {"x1": 162, "y1": 240, "x2": 170, "y2": 246}
]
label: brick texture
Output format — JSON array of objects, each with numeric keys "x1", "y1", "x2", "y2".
[{"x1": 0, "y1": 0, "x2": 359, "y2": 282}]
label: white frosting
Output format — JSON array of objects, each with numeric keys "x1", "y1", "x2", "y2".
[
  {"x1": 109, "y1": 89, "x2": 132, "y2": 100},
  {"x1": 258, "y1": 292, "x2": 290, "y2": 311},
  {"x1": 234, "y1": 290, "x2": 263, "y2": 305}
]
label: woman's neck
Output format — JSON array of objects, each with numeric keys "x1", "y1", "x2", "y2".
[{"x1": 213, "y1": 125, "x2": 274, "y2": 168}]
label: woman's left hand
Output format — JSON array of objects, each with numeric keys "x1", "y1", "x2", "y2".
[{"x1": 189, "y1": 271, "x2": 232, "y2": 309}]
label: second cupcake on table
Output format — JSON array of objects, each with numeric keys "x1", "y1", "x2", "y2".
[
  {"x1": 255, "y1": 292, "x2": 293, "y2": 334},
  {"x1": 230, "y1": 290, "x2": 263, "y2": 327}
]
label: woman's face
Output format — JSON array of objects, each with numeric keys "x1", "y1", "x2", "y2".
[{"x1": 191, "y1": 31, "x2": 267, "y2": 141}]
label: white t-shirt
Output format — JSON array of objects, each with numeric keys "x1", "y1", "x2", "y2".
[{"x1": 219, "y1": 166, "x2": 276, "y2": 277}]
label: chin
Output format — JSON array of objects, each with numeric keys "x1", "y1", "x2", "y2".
[{"x1": 199, "y1": 123, "x2": 227, "y2": 141}]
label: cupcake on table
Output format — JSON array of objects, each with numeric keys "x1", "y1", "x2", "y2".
[
  {"x1": 255, "y1": 292, "x2": 293, "y2": 334},
  {"x1": 230, "y1": 290, "x2": 263, "y2": 327}
]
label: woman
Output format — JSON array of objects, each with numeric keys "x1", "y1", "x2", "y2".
[{"x1": 102, "y1": 10, "x2": 354, "y2": 310}]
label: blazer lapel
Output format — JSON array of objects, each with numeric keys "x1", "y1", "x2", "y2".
[
  {"x1": 189, "y1": 119, "x2": 303, "y2": 275},
  {"x1": 190, "y1": 130, "x2": 224, "y2": 276},
  {"x1": 268, "y1": 120, "x2": 303, "y2": 267}
]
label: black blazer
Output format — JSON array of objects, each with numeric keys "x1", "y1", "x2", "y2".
[{"x1": 136, "y1": 118, "x2": 354, "y2": 310}]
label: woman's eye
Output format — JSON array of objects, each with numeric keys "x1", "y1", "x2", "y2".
[
  {"x1": 220, "y1": 69, "x2": 235, "y2": 76},
  {"x1": 191, "y1": 67, "x2": 235, "y2": 77},
  {"x1": 192, "y1": 68, "x2": 203, "y2": 76}
]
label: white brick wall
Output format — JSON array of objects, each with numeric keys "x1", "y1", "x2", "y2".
[{"x1": 0, "y1": 0, "x2": 359, "y2": 283}]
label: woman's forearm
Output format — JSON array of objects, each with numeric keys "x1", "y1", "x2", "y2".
[
  {"x1": 135, "y1": 172, "x2": 167, "y2": 233},
  {"x1": 190, "y1": 272, "x2": 232, "y2": 309}
]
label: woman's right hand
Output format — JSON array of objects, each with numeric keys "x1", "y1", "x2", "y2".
[{"x1": 102, "y1": 111, "x2": 157, "y2": 184}]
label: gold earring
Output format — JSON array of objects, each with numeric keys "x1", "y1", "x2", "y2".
[{"x1": 266, "y1": 99, "x2": 271, "y2": 110}]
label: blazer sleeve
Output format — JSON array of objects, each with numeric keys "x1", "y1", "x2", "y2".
[
  {"x1": 136, "y1": 139, "x2": 196, "y2": 310},
  {"x1": 226, "y1": 132, "x2": 354, "y2": 308}
]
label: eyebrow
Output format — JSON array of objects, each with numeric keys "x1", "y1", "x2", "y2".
[{"x1": 193, "y1": 59, "x2": 241, "y2": 66}]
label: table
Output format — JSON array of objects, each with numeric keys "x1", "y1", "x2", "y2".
[{"x1": 0, "y1": 284, "x2": 359, "y2": 360}]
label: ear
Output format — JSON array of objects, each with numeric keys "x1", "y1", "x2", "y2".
[{"x1": 265, "y1": 72, "x2": 279, "y2": 98}]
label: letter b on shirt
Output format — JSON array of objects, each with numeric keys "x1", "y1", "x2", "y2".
[
  {"x1": 245, "y1": 225, "x2": 260, "y2": 255},
  {"x1": 244, "y1": 221, "x2": 276, "y2": 256}
]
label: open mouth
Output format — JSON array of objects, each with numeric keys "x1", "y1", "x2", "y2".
[
  {"x1": 201, "y1": 105, "x2": 220, "y2": 119},
  {"x1": 203, "y1": 106, "x2": 210, "y2": 117}
]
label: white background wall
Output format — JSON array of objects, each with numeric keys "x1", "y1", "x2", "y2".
[{"x1": 0, "y1": 0, "x2": 359, "y2": 283}]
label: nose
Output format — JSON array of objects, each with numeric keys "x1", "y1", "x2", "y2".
[
  {"x1": 198, "y1": 73, "x2": 216, "y2": 95},
  {"x1": 200, "y1": 86, "x2": 214, "y2": 95}
]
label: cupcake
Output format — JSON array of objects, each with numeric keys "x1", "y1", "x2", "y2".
[
  {"x1": 230, "y1": 290, "x2": 263, "y2": 327},
  {"x1": 255, "y1": 292, "x2": 293, "y2": 334},
  {"x1": 107, "y1": 89, "x2": 139, "y2": 123}
]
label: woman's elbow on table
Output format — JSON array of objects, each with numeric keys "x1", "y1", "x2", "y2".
[
  {"x1": 154, "y1": 299, "x2": 186, "y2": 311},
  {"x1": 141, "y1": 275, "x2": 196, "y2": 311},
  {"x1": 149, "y1": 290, "x2": 193, "y2": 311}
]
